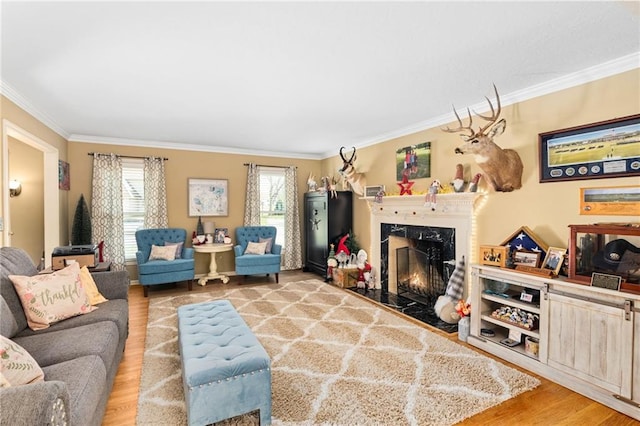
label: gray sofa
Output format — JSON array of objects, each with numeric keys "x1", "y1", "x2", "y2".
[{"x1": 0, "y1": 247, "x2": 129, "y2": 426}]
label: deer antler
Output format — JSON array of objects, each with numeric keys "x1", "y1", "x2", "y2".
[
  {"x1": 474, "y1": 84, "x2": 501, "y2": 135},
  {"x1": 442, "y1": 107, "x2": 474, "y2": 138}
]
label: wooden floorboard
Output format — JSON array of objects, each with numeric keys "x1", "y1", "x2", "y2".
[{"x1": 102, "y1": 270, "x2": 637, "y2": 425}]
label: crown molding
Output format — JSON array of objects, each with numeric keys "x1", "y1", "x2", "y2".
[
  {"x1": 0, "y1": 80, "x2": 70, "y2": 140},
  {"x1": 68, "y1": 134, "x2": 324, "y2": 160},
  {"x1": 2, "y1": 51, "x2": 638, "y2": 160},
  {"x1": 321, "y1": 52, "x2": 640, "y2": 159}
]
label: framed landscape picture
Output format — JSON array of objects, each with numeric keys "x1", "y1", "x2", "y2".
[
  {"x1": 539, "y1": 114, "x2": 640, "y2": 183},
  {"x1": 188, "y1": 178, "x2": 228, "y2": 217}
]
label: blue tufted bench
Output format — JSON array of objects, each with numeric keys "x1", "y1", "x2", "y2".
[{"x1": 177, "y1": 300, "x2": 272, "y2": 426}]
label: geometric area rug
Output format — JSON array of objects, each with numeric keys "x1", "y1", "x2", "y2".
[{"x1": 136, "y1": 279, "x2": 540, "y2": 426}]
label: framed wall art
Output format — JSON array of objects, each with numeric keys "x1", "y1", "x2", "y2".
[
  {"x1": 395, "y1": 142, "x2": 431, "y2": 181},
  {"x1": 579, "y1": 185, "x2": 640, "y2": 216},
  {"x1": 188, "y1": 178, "x2": 228, "y2": 217},
  {"x1": 58, "y1": 160, "x2": 70, "y2": 190},
  {"x1": 539, "y1": 113, "x2": 640, "y2": 183}
]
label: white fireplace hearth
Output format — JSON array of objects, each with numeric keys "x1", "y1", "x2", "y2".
[{"x1": 364, "y1": 193, "x2": 485, "y2": 295}]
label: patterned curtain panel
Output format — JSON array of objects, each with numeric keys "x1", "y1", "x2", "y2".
[
  {"x1": 91, "y1": 153, "x2": 125, "y2": 270},
  {"x1": 143, "y1": 157, "x2": 168, "y2": 228},
  {"x1": 283, "y1": 166, "x2": 302, "y2": 270},
  {"x1": 243, "y1": 163, "x2": 261, "y2": 226}
]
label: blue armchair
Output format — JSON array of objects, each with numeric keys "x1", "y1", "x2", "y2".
[
  {"x1": 135, "y1": 228, "x2": 195, "y2": 297},
  {"x1": 234, "y1": 226, "x2": 282, "y2": 283}
]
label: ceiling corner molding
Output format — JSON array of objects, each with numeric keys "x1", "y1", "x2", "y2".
[
  {"x1": 68, "y1": 134, "x2": 323, "y2": 160},
  {"x1": 0, "y1": 80, "x2": 70, "y2": 140},
  {"x1": 327, "y1": 52, "x2": 640, "y2": 159}
]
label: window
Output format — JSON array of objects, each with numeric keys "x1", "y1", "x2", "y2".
[
  {"x1": 122, "y1": 159, "x2": 145, "y2": 260},
  {"x1": 259, "y1": 168, "x2": 286, "y2": 246}
]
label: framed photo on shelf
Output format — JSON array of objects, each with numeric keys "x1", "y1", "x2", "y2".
[
  {"x1": 541, "y1": 246, "x2": 567, "y2": 275},
  {"x1": 214, "y1": 228, "x2": 228, "y2": 243},
  {"x1": 479, "y1": 245, "x2": 507, "y2": 268},
  {"x1": 539, "y1": 113, "x2": 640, "y2": 183},
  {"x1": 188, "y1": 178, "x2": 228, "y2": 217},
  {"x1": 513, "y1": 250, "x2": 541, "y2": 268}
]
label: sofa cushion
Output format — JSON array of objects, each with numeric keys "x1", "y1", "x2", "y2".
[
  {"x1": 9, "y1": 263, "x2": 95, "y2": 331},
  {"x1": 259, "y1": 237, "x2": 273, "y2": 253},
  {"x1": 244, "y1": 241, "x2": 268, "y2": 255},
  {"x1": 0, "y1": 295, "x2": 21, "y2": 339},
  {"x1": 138, "y1": 258, "x2": 194, "y2": 275},
  {"x1": 0, "y1": 335, "x2": 44, "y2": 385},
  {"x1": 165, "y1": 241, "x2": 184, "y2": 259},
  {"x1": 13, "y1": 321, "x2": 120, "y2": 371},
  {"x1": 0, "y1": 248, "x2": 38, "y2": 337},
  {"x1": 235, "y1": 253, "x2": 281, "y2": 267},
  {"x1": 148, "y1": 244, "x2": 176, "y2": 261},
  {"x1": 79, "y1": 266, "x2": 108, "y2": 305},
  {"x1": 15, "y1": 299, "x2": 128, "y2": 343},
  {"x1": 42, "y1": 355, "x2": 107, "y2": 426}
]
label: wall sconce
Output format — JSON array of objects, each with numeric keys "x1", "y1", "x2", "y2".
[{"x1": 9, "y1": 179, "x2": 22, "y2": 197}]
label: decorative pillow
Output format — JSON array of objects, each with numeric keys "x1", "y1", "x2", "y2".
[
  {"x1": 165, "y1": 242, "x2": 184, "y2": 259},
  {"x1": 148, "y1": 244, "x2": 176, "y2": 261},
  {"x1": 9, "y1": 263, "x2": 96, "y2": 331},
  {"x1": 0, "y1": 371, "x2": 10, "y2": 388},
  {"x1": 244, "y1": 241, "x2": 268, "y2": 255},
  {"x1": 0, "y1": 335, "x2": 45, "y2": 386},
  {"x1": 259, "y1": 237, "x2": 273, "y2": 253},
  {"x1": 79, "y1": 266, "x2": 108, "y2": 305}
]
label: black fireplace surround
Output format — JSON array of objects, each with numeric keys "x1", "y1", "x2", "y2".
[{"x1": 350, "y1": 223, "x2": 458, "y2": 333}]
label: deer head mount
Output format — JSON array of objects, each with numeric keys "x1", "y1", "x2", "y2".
[
  {"x1": 442, "y1": 85, "x2": 523, "y2": 192},
  {"x1": 338, "y1": 146, "x2": 364, "y2": 195}
]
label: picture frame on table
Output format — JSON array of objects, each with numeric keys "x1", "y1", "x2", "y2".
[
  {"x1": 188, "y1": 178, "x2": 228, "y2": 217},
  {"x1": 214, "y1": 228, "x2": 228, "y2": 244},
  {"x1": 541, "y1": 246, "x2": 567, "y2": 275},
  {"x1": 538, "y1": 113, "x2": 640, "y2": 183},
  {"x1": 513, "y1": 250, "x2": 541, "y2": 268}
]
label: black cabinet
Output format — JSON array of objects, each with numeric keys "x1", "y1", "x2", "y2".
[{"x1": 304, "y1": 191, "x2": 353, "y2": 277}]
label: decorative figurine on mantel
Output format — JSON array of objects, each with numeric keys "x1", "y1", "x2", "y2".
[
  {"x1": 424, "y1": 179, "x2": 442, "y2": 211},
  {"x1": 397, "y1": 166, "x2": 415, "y2": 195}
]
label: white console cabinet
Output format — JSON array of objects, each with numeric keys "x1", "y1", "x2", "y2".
[{"x1": 469, "y1": 264, "x2": 640, "y2": 420}]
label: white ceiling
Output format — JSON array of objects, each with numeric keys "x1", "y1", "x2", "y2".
[{"x1": 1, "y1": 1, "x2": 639, "y2": 159}]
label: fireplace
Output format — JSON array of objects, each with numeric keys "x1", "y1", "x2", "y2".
[{"x1": 358, "y1": 193, "x2": 483, "y2": 331}]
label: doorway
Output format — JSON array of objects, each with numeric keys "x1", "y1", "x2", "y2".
[{"x1": 2, "y1": 119, "x2": 59, "y2": 267}]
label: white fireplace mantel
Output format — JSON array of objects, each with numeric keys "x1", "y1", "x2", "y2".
[{"x1": 364, "y1": 193, "x2": 486, "y2": 290}]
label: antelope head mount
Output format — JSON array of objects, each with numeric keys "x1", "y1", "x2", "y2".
[
  {"x1": 442, "y1": 85, "x2": 523, "y2": 192},
  {"x1": 338, "y1": 146, "x2": 364, "y2": 195}
]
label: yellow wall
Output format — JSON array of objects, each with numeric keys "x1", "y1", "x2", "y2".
[
  {"x1": 0, "y1": 96, "x2": 69, "y2": 247},
  {"x1": 322, "y1": 69, "x2": 640, "y2": 256},
  {"x1": 67, "y1": 142, "x2": 321, "y2": 278},
  {"x1": 3, "y1": 69, "x2": 639, "y2": 277}
]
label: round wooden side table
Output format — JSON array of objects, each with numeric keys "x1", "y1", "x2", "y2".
[{"x1": 193, "y1": 243, "x2": 233, "y2": 285}]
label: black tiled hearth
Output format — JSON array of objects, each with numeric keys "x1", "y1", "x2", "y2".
[{"x1": 348, "y1": 287, "x2": 458, "y2": 334}]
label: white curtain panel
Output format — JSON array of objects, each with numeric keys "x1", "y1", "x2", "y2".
[
  {"x1": 283, "y1": 166, "x2": 302, "y2": 270},
  {"x1": 91, "y1": 153, "x2": 125, "y2": 270},
  {"x1": 243, "y1": 163, "x2": 261, "y2": 226},
  {"x1": 143, "y1": 157, "x2": 168, "y2": 228}
]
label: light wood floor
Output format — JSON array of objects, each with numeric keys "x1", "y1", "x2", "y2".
[{"x1": 102, "y1": 270, "x2": 638, "y2": 425}]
